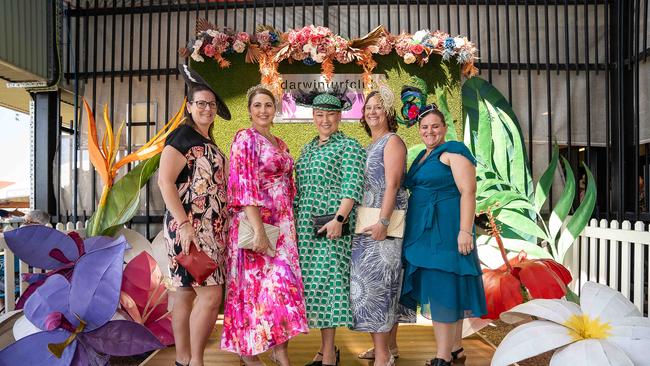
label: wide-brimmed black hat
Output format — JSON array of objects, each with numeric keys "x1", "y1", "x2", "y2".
[{"x1": 178, "y1": 64, "x2": 231, "y2": 120}]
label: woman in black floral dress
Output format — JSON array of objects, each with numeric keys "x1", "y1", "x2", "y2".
[{"x1": 158, "y1": 64, "x2": 231, "y2": 366}]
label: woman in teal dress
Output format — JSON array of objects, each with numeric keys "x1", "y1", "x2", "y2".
[{"x1": 400, "y1": 103, "x2": 487, "y2": 366}]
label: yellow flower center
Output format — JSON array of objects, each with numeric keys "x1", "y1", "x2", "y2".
[{"x1": 563, "y1": 314, "x2": 612, "y2": 341}]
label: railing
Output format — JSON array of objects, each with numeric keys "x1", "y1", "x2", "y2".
[{"x1": 566, "y1": 219, "x2": 650, "y2": 316}]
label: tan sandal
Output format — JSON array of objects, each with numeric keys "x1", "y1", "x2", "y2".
[
  {"x1": 358, "y1": 347, "x2": 375, "y2": 360},
  {"x1": 358, "y1": 347, "x2": 400, "y2": 360}
]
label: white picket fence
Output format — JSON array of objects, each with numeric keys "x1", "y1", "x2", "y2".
[
  {"x1": 566, "y1": 218, "x2": 650, "y2": 315},
  {"x1": 1, "y1": 218, "x2": 649, "y2": 315}
]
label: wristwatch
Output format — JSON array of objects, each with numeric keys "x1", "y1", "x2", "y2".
[
  {"x1": 336, "y1": 214, "x2": 346, "y2": 223},
  {"x1": 379, "y1": 217, "x2": 390, "y2": 227}
]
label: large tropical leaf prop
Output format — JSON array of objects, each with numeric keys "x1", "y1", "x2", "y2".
[
  {"x1": 462, "y1": 77, "x2": 538, "y2": 240},
  {"x1": 83, "y1": 99, "x2": 186, "y2": 237},
  {"x1": 462, "y1": 77, "x2": 597, "y2": 264},
  {"x1": 120, "y1": 252, "x2": 173, "y2": 346},
  {"x1": 0, "y1": 235, "x2": 163, "y2": 365}
]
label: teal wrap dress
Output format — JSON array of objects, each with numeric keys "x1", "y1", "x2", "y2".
[{"x1": 400, "y1": 141, "x2": 487, "y2": 323}]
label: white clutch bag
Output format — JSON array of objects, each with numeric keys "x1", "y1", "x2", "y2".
[
  {"x1": 237, "y1": 219, "x2": 279, "y2": 257},
  {"x1": 354, "y1": 207, "x2": 406, "y2": 238}
]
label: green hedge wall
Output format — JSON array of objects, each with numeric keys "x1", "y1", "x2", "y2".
[{"x1": 191, "y1": 52, "x2": 462, "y2": 158}]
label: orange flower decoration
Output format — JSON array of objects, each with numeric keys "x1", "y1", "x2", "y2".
[{"x1": 82, "y1": 98, "x2": 186, "y2": 201}]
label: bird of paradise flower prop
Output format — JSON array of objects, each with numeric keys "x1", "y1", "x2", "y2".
[
  {"x1": 82, "y1": 98, "x2": 186, "y2": 237},
  {"x1": 492, "y1": 281, "x2": 650, "y2": 366},
  {"x1": 120, "y1": 251, "x2": 174, "y2": 346},
  {"x1": 480, "y1": 206, "x2": 574, "y2": 320}
]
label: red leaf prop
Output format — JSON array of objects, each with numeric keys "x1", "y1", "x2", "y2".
[
  {"x1": 120, "y1": 252, "x2": 173, "y2": 345},
  {"x1": 481, "y1": 269, "x2": 524, "y2": 320},
  {"x1": 515, "y1": 258, "x2": 572, "y2": 299},
  {"x1": 480, "y1": 208, "x2": 572, "y2": 319}
]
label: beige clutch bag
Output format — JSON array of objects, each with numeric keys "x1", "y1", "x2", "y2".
[
  {"x1": 354, "y1": 207, "x2": 406, "y2": 238},
  {"x1": 237, "y1": 219, "x2": 279, "y2": 257}
]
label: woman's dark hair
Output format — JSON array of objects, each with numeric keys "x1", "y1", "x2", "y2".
[
  {"x1": 360, "y1": 91, "x2": 398, "y2": 137},
  {"x1": 418, "y1": 105, "x2": 446, "y2": 126},
  {"x1": 247, "y1": 86, "x2": 277, "y2": 111},
  {"x1": 183, "y1": 84, "x2": 215, "y2": 127}
]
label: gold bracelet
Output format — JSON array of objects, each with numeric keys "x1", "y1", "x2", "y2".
[{"x1": 460, "y1": 229, "x2": 473, "y2": 236}]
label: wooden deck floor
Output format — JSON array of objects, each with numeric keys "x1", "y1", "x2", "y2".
[{"x1": 146, "y1": 323, "x2": 494, "y2": 366}]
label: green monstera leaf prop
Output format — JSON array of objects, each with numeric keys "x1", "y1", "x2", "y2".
[{"x1": 462, "y1": 77, "x2": 596, "y2": 263}]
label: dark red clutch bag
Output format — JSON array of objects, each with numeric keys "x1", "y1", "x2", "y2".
[{"x1": 175, "y1": 244, "x2": 218, "y2": 284}]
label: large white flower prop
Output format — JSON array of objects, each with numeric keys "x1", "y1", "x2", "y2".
[{"x1": 491, "y1": 281, "x2": 650, "y2": 366}]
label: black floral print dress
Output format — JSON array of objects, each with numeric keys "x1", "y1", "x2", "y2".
[{"x1": 163, "y1": 124, "x2": 228, "y2": 287}]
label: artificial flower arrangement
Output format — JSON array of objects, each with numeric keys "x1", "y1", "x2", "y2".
[
  {"x1": 0, "y1": 225, "x2": 170, "y2": 364},
  {"x1": 180, "y1": 20, "x2": 478, "y2": 95},
  {"x1": 82, "y1": 98, "x2": 186, "y2": 237},
  {"x1": 492, "y1": 281, "x2": 649, "y2": 365},
  {"x1": 480, "y1": 207, "x2": 574, "y2": 320}
]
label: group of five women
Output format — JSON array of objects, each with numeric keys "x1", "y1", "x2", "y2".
[{"x1": 159, "y1": 65, "x2": 487, "y2": 366}]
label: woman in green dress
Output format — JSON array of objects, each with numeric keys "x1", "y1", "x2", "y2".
[{"x1": 293, "y1": 90, "x2": 366, "y2": 366}]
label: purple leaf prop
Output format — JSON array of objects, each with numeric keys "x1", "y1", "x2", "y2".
[
  {"x1": 69, "y1": 236, "x2": 127, "y2": 331},
  {"x1": 24, "y1": 275, "x2": 74, "y2": 331},
  {"x1": 1, "y1": 233, "x2": 163, "y2": 366},
  {"x1": 22, "y1": 273, "x2": 48, "y2": 285},
  {"x1": 4, "y1": 226, "x2": 80, "y2": 269},
  {"x1": 83, "y1": 235, "x2": 124, "y2": 253},
  {"x1": 71, "y1": 340, "x2": 109, "y2": 366},
  {"x1": 69, "y1": 341, "x2": 90, "y2": 366},
  {"x1": 81, "y1": 320, "x2": 163, "y2": 356},
  {"x1": 0, "y1": 329, "x2": 76, "y2": 366}
]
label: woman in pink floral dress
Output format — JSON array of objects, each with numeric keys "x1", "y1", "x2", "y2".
[{"x1": 222, "y1": 86, "x2": 308, "y2": 366}]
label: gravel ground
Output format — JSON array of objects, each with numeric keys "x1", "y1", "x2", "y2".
[{"x1": 478, "y1": 320, "x2": 552, "y2": 366}]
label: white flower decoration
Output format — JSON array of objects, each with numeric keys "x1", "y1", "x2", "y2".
[
  {"x1": 454, "y1": 37, "x2": 466, "y2": 48},
  {"x1": 492, "y1": 281, "x2": 650, "y2": 366},
  {"x1": 191, "y1": 39, "x2": 205, "y2": 62},
  {"x1": 412, "y1": 30, "x2": 429, "y2": 43},
  {"x1": 232, "y1": 39, "x2": 246, "y2": 53}
]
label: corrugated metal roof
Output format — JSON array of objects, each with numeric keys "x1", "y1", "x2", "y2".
[{"x1": 0, "y1": 0, "x2": 50, "y2": 80}]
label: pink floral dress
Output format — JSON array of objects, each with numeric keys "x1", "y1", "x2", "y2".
[{"x1": 221, "y1": 128, "x2": 308, "y2": 356}]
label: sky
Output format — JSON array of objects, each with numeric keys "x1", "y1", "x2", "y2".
[{"x1": 0, "y1": 106, "x2": 30, "y2": 199}]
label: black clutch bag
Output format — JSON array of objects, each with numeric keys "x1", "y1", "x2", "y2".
[{"x1": 313, "y1": 214, "x2": 351, "y2": 238}]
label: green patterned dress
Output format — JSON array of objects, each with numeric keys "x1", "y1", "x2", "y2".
[{"x1": 295, "y1": 131, "x2": 366, "y2": 328}]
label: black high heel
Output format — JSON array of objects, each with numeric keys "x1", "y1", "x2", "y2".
[
  {"x1": 428, "y1": 358, "x2": 451, "y2": 366},
  {"x1": 304, "y1": 352, "x2": 323, "y2": 366},
  {"x1": 451, "y1": 347, "x2": 466, "y2": 364},
  {"x1": 175, "y1": 362, "x2": 188, "y2": 366},
  {"x1": 320, "y1": 346, "x2": 340, "y2": 366}
]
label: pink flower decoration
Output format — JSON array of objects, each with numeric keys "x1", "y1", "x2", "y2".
[
  {"x1": 203, "y1": 43, "x2": 216, "y2": 57},
  {"x1": 213, "y1": 32, "x2": 229, "y2": 45},
  {"x1": 237, "y1": 32, "x2": 250, "y2": 43},
  {"x1": 408, "y1": 105, "x2": 419, "y2": 119},
  {"x1": 256, "y1": 31, "x2": 271, "y2": 45},
  {"x1": 411, "y1": 43, "x2": 425, "y2": 55},
  {"x1": 232, "y1": 40, "x2": 246, "y2": 53}
]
